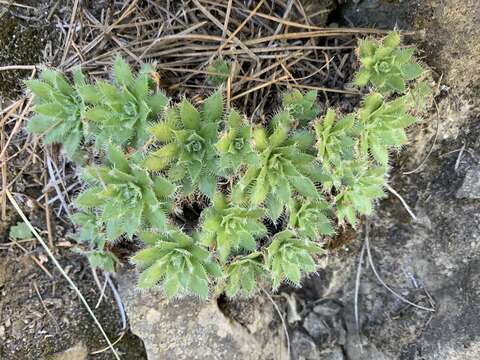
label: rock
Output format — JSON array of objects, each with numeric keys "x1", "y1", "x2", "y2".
[
  {"x1": 456, "y1": 166, "x2": 480, "y2": 199},
  {"x1": 321, "y1": 347, "x2": 345, "y2": 360},
  {"x1": 291, "y1": 330, "x2": 319, "y2": 360},
  {"x1": 50, "y1": 342, "x2": 88, "y2": 360},
  {"x1": 344, "y1": 334, "x2": 388, "y2": 360},
  {"x1": 116, "y1": 271, "x2": 287, "y2": 360},
  {"x1": 0, "y1": 260, "x2": 12, "y2": 288},
  {"x1": 302, "y1": 312, "x2": 330, "y2": 341},
  {"x1": 313, "y1": 300, "x2": 342, "y2": 317}
]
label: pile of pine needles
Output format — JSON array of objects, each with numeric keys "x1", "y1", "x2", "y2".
[{"x1": 58, "y1": 0, "x2": 389, "y2": 118}]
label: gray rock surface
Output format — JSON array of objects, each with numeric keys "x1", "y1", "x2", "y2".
[
  {"x1": 456, "y1": 166, "x2": 480, "y2": 199},
  {"x1": 116, "y1": 271, "x2": 287, "y2": 360},
  {"x1": 302, "y1": 312, "x2": 330, "y2": 341},
  {"x1": 320, "y1": 347, "x2": 345, "y2": 360},
  {"x1": 290, "y1": 330, "x2": 319, "y2": 360},
  {"x1": 49, "y1": 342, "x2": 88, "y2": 360}
]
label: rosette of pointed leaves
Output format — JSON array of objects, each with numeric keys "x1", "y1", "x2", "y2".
[
  {"x1": 71, "y1": 211, "x2": 106, "y2": 248},
  {"x1": 234, "y1": 111, "x2": 320, "y2": 221},
  {"x1": 200, "y1": 193, "x2": 267, "y2": 262},
  {"x1": 282, "y1": 89, "x2": 320, "y2": 125},
  {"x1": 70, "y1": 211, "x2": 118, "y2": 272},
  {"x1": 355, "y1": 32, "x2": 424, "y2": 94},
  {"x1": 287, "y1": 198, "x2": 335, "y2": 239},
  {"x1": 207, "y1": 59, "x2": 230, "y2": 85},
  {"x1": 267, "y1": 230, "x2": 322, "y2": 289},
  {"x1": 335, "y1": 161, "x2": 386, "y2": 226},
  {"x1": 224, "y1": 252, "x2": 267, "y2": 298},
  {"x1": 145, "y1": 91, "x2": 224, "y2": 197},
  {"x1": 75, "y1": 145, "x2": 175, "y2": 240},
  {"x1": 84, "y1": 56, "x2": 168, "y2": 149},
  {"x1": 216, "y1": 109, "x2": 258, "y2": 173},
  {"x1": 132, "y1": 230, "x2": 223, "y2": 299},
  {"x1": 314, "y1": 109, "x2": 356, "y2": 171},
  {"x1": 25, "y1": 69, "x2": 90, "y2": 161},
  {"x1": 357, "y1": 93, "x2": 417, "y2": 165}
]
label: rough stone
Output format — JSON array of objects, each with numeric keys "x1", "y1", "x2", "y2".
[
  {"x1": 312, "y1": 300, "x2": 342, "y2": 317},
  {"x1": 50, "y1": 342, "x2": 88, "y2": 360},
  {"x1": 116, "y1": 271, "x2": 287, "y2": 360},
  {"x1": 320, "y1": 347, "x2": 345, "y2": 360},
  {"x1": 290, "y1": 330, "x2": 319, "y2": 360},
  {"x1": 456, "y1": 166, "x2": 480, "y2": 199},
  {"x1": 302, "y1": 312, "x2": 330, "y2": 341}
]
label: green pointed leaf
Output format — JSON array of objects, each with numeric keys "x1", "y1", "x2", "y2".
[
  {"x1": 354, "y1": 69, "x2": 371, "y2": 86},
  {"x1": 370, "y1": 141, "x2": 389, "y2": 165},
  {"x1": 9, "y1": 222, "x2": 32, "y2": 239},
  {"x1": 138, "y1": 261, "x2": 166, "y2": 289},
  {"x1": 34, "y1": 103, "x2": 65, "y2": 117},
  {"x1": 385, "y1": 75, "x2": 406, "y2": 93},
  {"x1": 180, "y1": 98, "x2": 201, "y2": 130},
  {"x1": 289, "y1": 176, "x2": 318, "y2": 199},
  {"x1": 383, "y1": 32, "x2": 401, "y2": 48},
  {"x1": 401, "y1": 62, "x2": 423, "y2": 80},
  {"x1": 202, "y1": 90, "x2": 223, "y2": 123},
  {"x1": 85, "y1": 107, "x2": 110, "y2": 122},
  {"x1": 77, "y1": 85, "x2": 99, "y2": 103},
  {"x1": 107, "y1": 144, "x2": 130, "y2": 173},
  {"x1": 76, "y1": 187, "x2": 103, "y2": 208},
  {"x1": 147, "y1": 92, "x2": 169, "y2": 115},
  {"x1": 27, "y1": 115, "x2": 56, "y2": 134},
  {"x1": 188, "y1": 276, "x2": 209, "y2": 299},
  {"x1": 132, "y1": 248, "x2": 165, "y2": 267},
  {"x1": 25, "y1": 80, "x2": 52, "y2": 98},
  {"x1": 164, "y1": 275, "x2": 181, "y2": 298},
  {"x1": 113, "y1": 56, "x2": 133, "y2": 86},
  {"x1": 395, "y1": 48, "x2": 414, "y2": 64}
]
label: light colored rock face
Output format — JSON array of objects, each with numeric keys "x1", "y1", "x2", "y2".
[
  {"x1": 50, "y1": 342, "x2": 88, "y2": 360},
  {"x1": 116, "y1": 271, "x2": 287, "y2": 360},
  {"x1": 456, "y1": 166, "x2": 480, "y2": 199}
]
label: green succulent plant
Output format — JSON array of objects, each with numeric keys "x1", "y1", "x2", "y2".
[
  {"x1": 26, "y1": 57, "x2": 169, "y2": 162},
  {"x1": 287, "y1": 198, "x2": 335, "y2": 239},
  {"x1": 335, "y1": 161, "x2": 386, "y2": 226},
  {"x1": 282, "y1": 89, "x2": 320, "y2": 125},
  {"x1": 84, "y1": 56, "x2": 169, "y2": 149},
  {"x1": 200, "y1": 193, "x2": 267, "y2": 262},
  {"x1": 216, "y1": 109, "x2": 259, "y2": 173},
  {"x1": 145, "y1": 91, "x2": 224, "y2": 197},
  {"x1": 25, "y1": 69, "x2": 89, "y2": 161},
  {"x1": 76, "y1": 144, "x2": 175, "y2": 240},
  {"x1": 355, "y1": 32, "x2": 423, "y2": 94},
  {"x1": 357, "y1": 93, "x2": 417, "y2": 166},
  {"x1": 314, "y1": 109, "x2": 356, "y2": 170},
  {"x1": 132, "y1": 230, "x2": 223, "y2": 299},
  {"x1": 234, "y1": 111, "x2": 320, "y2": 221},
  {"x1": 267, "y1": 230, "x2": 322, "y2": 289},
  {"x1": 70, "y1": 211, "x2": 118, "y2": 272},
  {"x1": 207, "y1": 59, "x2": 230, "y2": 85},
  {"x1": 224, "y1": 252, "x2": 268, "y2": 298},
  {"x1": 25, "y1": 32, "x2": 429, "y2": 299}
]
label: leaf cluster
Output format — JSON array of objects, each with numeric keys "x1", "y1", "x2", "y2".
[
  {"x1": 355, "y1": 32, "x2": 424, "y2": 93},
  {"x1": 25, "y1": 33, "x2": 429, "y2": 299},
  {"x1": 25, "y1": 56, "x2": 169, "y2": 162}
]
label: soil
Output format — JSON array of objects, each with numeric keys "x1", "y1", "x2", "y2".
[
  {"x1": 0, "y1": 0, "x2": 479, "y2": 359},
  {"x1": 0, "y1": 252, "x2": 147, "y2": 359},
  {"x1": 0, "y1": 13, "x2": 52, "y2": 98}
]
